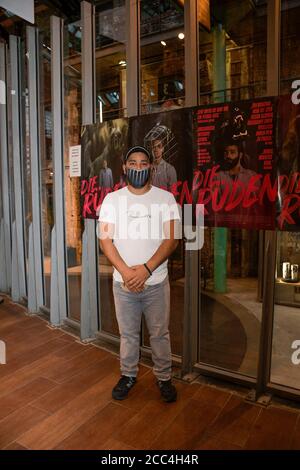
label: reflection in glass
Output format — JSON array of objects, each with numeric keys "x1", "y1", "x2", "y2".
[
  {"x1": 143, "y1": 239, "x2": 185, "y2": 357},
  {"x1": 271, "y1": 232, "x2": 300, "y2": 389},
  {"x1": 0, "y1": 155, "x2": 2, "y2": 220},
  {"x1": 199, "y1": 0, "x2": 267, "y2": 104},
  {"x1": 140, "y1": 0, "x2": 185, "y2": 113},
  {"x1": 96, "y1": 52, "x2": 127, "y2": 121},
  {"x1": 281, "y1": 0, "x2": 300, "y2": 93},
  {"x1": 7, "y1": 52, "x2": 15, "y2": 225},
  {"x1": 64, "y1": 20, "x2": 83, "y2": 321},
  {"x1": 95, "y1": 0, "x2": 127, "y2": 337},
  {"x1": 38, "y1": 18, "x2": 53, "y2": 309},
  {"x1": 22, "y1": 37, "x2": 32, "y2": 281},
  {"x1": 199, "y1": 228, "x2": 261, "y2": 376},
  {"x1": 138, "y1": 0, "x2": 186, "y2": 356},
  {"x1": 95, "y1": 1, "x2": 127, "y2": 121},
  {"x1": 95, "y1": 0, "x2": 125, "y2": 49}
]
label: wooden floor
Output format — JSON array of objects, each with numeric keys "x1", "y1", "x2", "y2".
[{"x1": 1, "y1": 297, "x2": 300, "y2": 451}]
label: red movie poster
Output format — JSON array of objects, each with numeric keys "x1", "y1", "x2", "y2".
[
  {"x1": 192, "y1": 98, "x2": 277, "y2": 229},
  {"x1": 129, "y1": 108, "x2": 194, "y2": 206},
  {"x1": 80, "y1": 109, "x2": 193, "y2": 220},
  {"x1": 277, "y1": 94, "x2": 300, "y2": 230},
  {"x1": 80, "y1": 119, "x2": 129, "y2": 219}
]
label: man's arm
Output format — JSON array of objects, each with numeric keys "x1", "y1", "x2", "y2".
[
  {"x1": 99, "y1": 222, "x2": 141, "y2": 291},
  {"x1": 147, "y1": 219, "x2": 179, "y2": 272},
  {"x1": 127, "y1": 219, "x2": 180, "y2": 290}
]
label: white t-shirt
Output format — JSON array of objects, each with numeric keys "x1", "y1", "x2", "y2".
[{"x1": 98, "y1": 185, "x2": 181, "y2": 285}]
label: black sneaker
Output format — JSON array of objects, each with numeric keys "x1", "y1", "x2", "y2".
[
  {"x1": 157, "y1": 379, "x2": 177, "y2": 403},
  {"x1": 112, "y1": 375, "x2": 136, "y2": 400}
]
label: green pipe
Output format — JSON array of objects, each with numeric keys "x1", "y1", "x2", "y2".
[{"x1": 213, "y1": 23, "x2": 227, "y2": 293}]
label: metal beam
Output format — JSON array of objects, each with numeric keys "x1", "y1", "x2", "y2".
[
  {"x1": 255, "y1": 0, "x2": 281, "y2": 400},
  {"x1": 184, "y1": 0, "x2": 199, "y2": 106},
  {"x1": 80, "y1": 0, "x2": 99, "y2": 340},
  {"x1": 267, "y1": 0, "x2": 281, "y2": 96},
  {"x1": 0, "y1": 42, "x2": 11, "y2": 293},
  {"x1": 126, "y1": 0, "x2": 139, "y2": 116},
  {"x1": 178, "y1": 1, "x2": 199, "y2": 375},
  {"x1": 27, "y1": 25, "x2": 45, "y2": 310},
  {"x1": 50, "y1": 16, "x2": 68, "y2": 324},
  {"x1": 9, "y1": 35, "x2": 26, "y2": 300}
]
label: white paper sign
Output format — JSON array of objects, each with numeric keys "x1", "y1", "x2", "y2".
[{"x1": 69, "y1": 145, "x2": 81, "y2": 177}]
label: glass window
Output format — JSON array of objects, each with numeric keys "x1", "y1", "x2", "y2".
[
  {"x1": 271, "y1": 232, "x2": 300, "y2": 389},
  {"x1": 280, "y1": 0, "x2": 300, "y2": 93},
  {"x1": 270, "y1": 0, "x2": 300, "y2": 391},
  {"x1": 199, "y1": 0, "x2": 267, "y2": 104},
  {"x1": 22, "y1": 36, "x2": 31, "y2": 283},
  {"x1": 6, "y1": 51, "x2": 15, "y2": 226},
  {"x1": 37, "y1": 14, "x2": 53, "y2": 309},
  {"x1": 0, "y1": 140, "x2": 2, "y2": 221},
  {"x1": 140, "y1": 0, "x2": 185, "y2": 114},
  {"x1": 95, "y1": 0, "x2": 126, "y2": 121},
  {"x1": 64, "y1": 19, "x2": 83, "y2": 321},
  {"x1": 199, "y1": 227, "x2": 261, "y2": 377},
  {"x1": 196, "y1": 1, "x2": 268, "y2": 378},
  {"x1": 95, "y1": 0, "x2": 127, "y2": 338}
]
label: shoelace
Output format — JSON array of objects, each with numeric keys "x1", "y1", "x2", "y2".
[{"x1": 117, "y1": 376, "x2": 135, "y2": 389}]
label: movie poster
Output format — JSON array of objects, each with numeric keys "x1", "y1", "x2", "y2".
[
  {"x1": 277, "y1": 94, "x2": 300, "y2": 231},
  {"x1": 80, "y1": 100, "x2": 279, "y2": 231},
  {"x1": 192, "y1": 98, "x2": 277, "y2": 230},
  {"x1": 80, "y1": 109, "x2": 194, "y2": 220},
  {"x1": 129, "y1": 107, "x2": 194, "y2": 207},
  {"x1": 80, "y1": 118, "x2": 129, "y2": 219}
]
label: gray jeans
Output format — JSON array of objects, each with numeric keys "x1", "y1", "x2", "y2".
[{"x1": 112, "y1": 275, "x2": 172, "y2": 381}]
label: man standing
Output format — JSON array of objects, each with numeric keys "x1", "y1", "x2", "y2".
[
  {"x1": 99, "y1": 158, "x2": 114, "y2": 189},
  {"x1": 98, "y1": 146, "x2": 180, "y2": 402}
]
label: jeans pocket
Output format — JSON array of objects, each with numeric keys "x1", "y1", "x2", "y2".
[{"x1": 113, "y1": 280, "x2": 122, "y2": 291}]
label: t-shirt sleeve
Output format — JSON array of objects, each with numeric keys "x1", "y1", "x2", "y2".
[
  {"x1": 162, "y1": 192, "x2": 181, "y2": 223},
  {"x1": 98, "y1": 194, "x2": 116, "y2": 224}
]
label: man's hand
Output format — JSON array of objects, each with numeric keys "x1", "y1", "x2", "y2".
[
  {"x1": 120, "y1": 266, "x2": 147, "y2": 293},
  {"x1": 124, "y1": 265, "x2": 150, "y2": 291}
]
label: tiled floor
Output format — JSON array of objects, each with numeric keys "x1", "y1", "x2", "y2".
[{"x1": 0, "y1": 296, "x2": 300, "y2": 450}]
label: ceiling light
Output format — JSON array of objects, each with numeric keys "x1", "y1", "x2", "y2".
[
  {"x1": 161, "y1": 40, "x2": 166, "y2": 46},
  {"x1": 178, "y1": 33, "x2": 184, "y2": 40}
]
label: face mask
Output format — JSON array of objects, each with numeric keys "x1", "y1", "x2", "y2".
[
  {"x1": 222, "y1": 155, "x2": 240, "y2": 171},
  {"x1": 126, "y1": 167, "x2": 150, "y2": 188}
]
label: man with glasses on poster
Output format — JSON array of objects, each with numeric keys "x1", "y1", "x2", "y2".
[{"x1": 144, "y1": 124, "x2": 177, "y2": 191}]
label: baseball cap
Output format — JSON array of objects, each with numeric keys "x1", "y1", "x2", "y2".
[{"x1": 124, "y1": 145, "x2": 153, "y2": 163}]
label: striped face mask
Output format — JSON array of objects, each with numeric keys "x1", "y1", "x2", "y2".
[{"x1": 126, "y1": 168, "x2": 150, "y2": 188}]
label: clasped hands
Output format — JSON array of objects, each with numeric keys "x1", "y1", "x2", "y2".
[{"x1": 121, "y1": 264, "x2": 151, "y2": 292}]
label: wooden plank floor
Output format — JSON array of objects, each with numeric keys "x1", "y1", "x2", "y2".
[{"x1": 0, "y1": 296, "x2": 300, "y2": 450}]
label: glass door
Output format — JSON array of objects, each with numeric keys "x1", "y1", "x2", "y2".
[
  {"x1": 39, "y1": 24, "x2": 53, "y2": 310},
  {"x1": 198, "y1": 227, "x2": 262, "y2": 378},
  {"x1": 95, "y1": 0, "x2": 127, "y2": 339},
  {"x1": 64, "y1": 19, "x2": 83, "y2": 322},
  {"x1": 270, "y1": 231, "x2": 300, "y2": 391}
]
